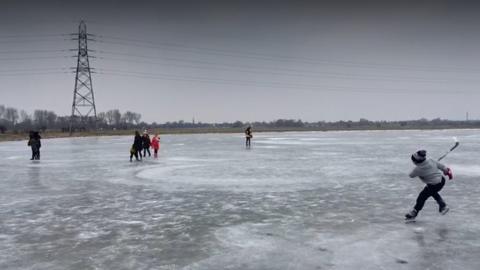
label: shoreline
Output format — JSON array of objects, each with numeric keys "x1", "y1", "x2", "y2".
[{"x1": 1, "y1": 126, "x2": 478, "y2": 143}]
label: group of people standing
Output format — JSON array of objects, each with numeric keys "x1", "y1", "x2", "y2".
[
  {"x1": 129, "y1": 126, "x2": 253, "y2": 162},
  {"x1": 130, "y1": 131, "x2": 160, "y2": 162},
  {"x1": 25, "y1": 127, "x2": 251, "y2": 163}
]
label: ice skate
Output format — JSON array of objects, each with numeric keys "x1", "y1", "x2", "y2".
[
  {"x1": 440, "y1": 205, "x2": 450, "y2": 215},
  {"x1": 405, "y1": 209, "x2": 417, "y2": 222}
]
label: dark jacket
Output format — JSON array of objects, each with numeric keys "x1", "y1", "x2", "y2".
[
  {"x1": 28, "y1": 132, "x2": 41, "y2": 149},
  {"x1": 142, "y1": 135, "x2": 151, "y2": 148},
  {"x1": 133, "y1": 135, "x2": 143, "y2": 151},
  {"x1": 245, "y1": 128, "x2": 252, "y2": 138}
]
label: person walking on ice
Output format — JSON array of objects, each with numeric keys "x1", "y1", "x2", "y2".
[
  {"x1": 28, "y1": 131, "x2": 41, "y2": 160},
  {"x1": 245, "y1": 126, "x2": 252, "y2": 148},
  {"x1": 130, "y1": 131, "x2": 143, "y2": 162},
  {"x1": 151, "y1": 134, "x2": 160, "y2": 158},
  {"x1": 142, "y1": 131, "x2": 151, "y2": 157},
  {"x1": 405, "y1": 150, "x2": 453, "y2": 221}
]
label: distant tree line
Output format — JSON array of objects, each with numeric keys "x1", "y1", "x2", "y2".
[
  {"x1": 1, "y1": 104, "x2": 480, "y2": 134},
  {"x1": 149, "y1": 118, "x2": 480, "y2": 131},
  {"x1": 0, "y1": 105, "x2": 144, "y2": 133}
]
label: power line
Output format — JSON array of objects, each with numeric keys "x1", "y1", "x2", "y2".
[
  {"x1": 0, "y1": 49, "x2": 68, "y2": 54},
  {"x1": 0, "y1": 71, "x2": 71, "y2": 77},
  {"x1": 96, "y1": 70, "x2": 475, "y2": 96},
  {"x1": 0, "y1": 56, "x2": 71, "y2": 61},
  {"x1": 0, "y1": 34, "x2": 65, "y2": 39},
  {"x1": 0, "y1": 32, "x2": 475, "y2": 73},
  {"x1": 0, "y1": 48, "x2": 472, "y2": 84},
  {"x1": 0, "y1": 38, "x2": 70, "y2": 44},
  {"x1": 94, "y1": 54, "x2": 480, "y2": 84},
  {"x1": 0, "y1": 67, "x2": 69, "y2": 72},
  {"x1": 0, "y1": 30, "x2": 474, "y2": 98},
  {"x1": 96, "y1": 35, "x2": 479, "y2": 73}
]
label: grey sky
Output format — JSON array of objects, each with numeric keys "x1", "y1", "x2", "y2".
[{"x1": 1, "y1": 0, "x2": 479, "y2": 123}]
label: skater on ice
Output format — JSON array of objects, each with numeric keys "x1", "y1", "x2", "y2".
[
  {"x1": 405, "y1": 150, "x2": 453, "y2": 221},
  {"x1": 130, "y1": 131, "x2": 143, "y2": 162},
  {"x1": 142, "y1": 131, "x2": 151, "y2": 157},
  {"x1": 151, "y1": 134, "x2": 160, "y2": 158},
  {"x1": 27, "y1": 131, "x2": 41, "y2": 160},
  {"x1": 129, "y1": 144, "x2": 139, "y2": 162},
  {"x1": 245, "y1": 126, "x2": 252, "y2": 148}
]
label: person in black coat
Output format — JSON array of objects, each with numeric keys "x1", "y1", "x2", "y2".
[
  {"x1": 130, "y1": 130, "x2": 143, "y2": 161},
  {"x1": 28, "y1": 131, "x2": 41, "y2": 160},
  {"x1": 142, "y1": 132, "x2": 151, "y2": 157},
  {"x1": 245, "y1": 126, "x2": 252, "y2": 148},
  {"x1": 28, "y1": 131, "x2": 35, "y2": 160}
]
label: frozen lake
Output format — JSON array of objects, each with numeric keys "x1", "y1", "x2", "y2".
[{"x1": 1, "y1": 130, "x2": 480, "y2": 270}]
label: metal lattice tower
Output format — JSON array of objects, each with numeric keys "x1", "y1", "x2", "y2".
[{"x1": 70, "y1": 20, "x2": 96, "y2": 133}]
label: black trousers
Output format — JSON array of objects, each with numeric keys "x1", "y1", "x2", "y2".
[
  {"x1": 246, "y1": 137, "x2": 251, "y2": 147},
  {"x1": 143, "y1": 148, "x2": 151, "y2": 157},
  {"x1": 31, "y1": 146, "x2": 40, "y2": 160},
  {"x1": 414, "y1": 177, "x2": 446, "y2": 212}
]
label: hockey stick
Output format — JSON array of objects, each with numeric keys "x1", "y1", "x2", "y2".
[{"x1": 437, "y1": 137, "x2": 459, "y2": 161}]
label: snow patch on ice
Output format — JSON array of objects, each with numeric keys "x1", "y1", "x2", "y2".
[
  {"x1": 255, "y1": 140, "x2": 318, "y2": 146},
  {"x1": 5, "y1": 156, "x2": 23, "y2": 160},
  {"x1": 254, "y1": 145, "x2": 281, "y2": 149},
  {"x1": 136, "y1": 164, "x2": 204, "y2": 180},
  {"x1": 77, "y1": 231, "x2": 104, "y2": 239}
]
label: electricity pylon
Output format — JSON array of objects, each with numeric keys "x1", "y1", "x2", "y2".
[{"x1": 70, "y1": 20, "x2": 97, "y2": 134}]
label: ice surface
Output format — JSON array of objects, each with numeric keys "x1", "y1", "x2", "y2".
[{"x1": 1, "y1": 130, "x2": 480, "y2": 269}]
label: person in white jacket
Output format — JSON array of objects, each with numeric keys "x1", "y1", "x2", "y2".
[{"x1": 405, "y1": 150, "x2": 453, "y2": 220}]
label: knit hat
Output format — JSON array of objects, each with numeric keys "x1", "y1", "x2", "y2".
[{"x1": 411, "y1": 150, "x2": 427, "y2": 163}]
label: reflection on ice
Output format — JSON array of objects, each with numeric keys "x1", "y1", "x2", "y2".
[{"x1": 1, "y1": 130, "x2": 480, "y2": 269}]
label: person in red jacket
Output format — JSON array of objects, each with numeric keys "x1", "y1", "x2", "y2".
[{"x1": 151, "y1": 134, "x2": 160, "y2": 158}]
